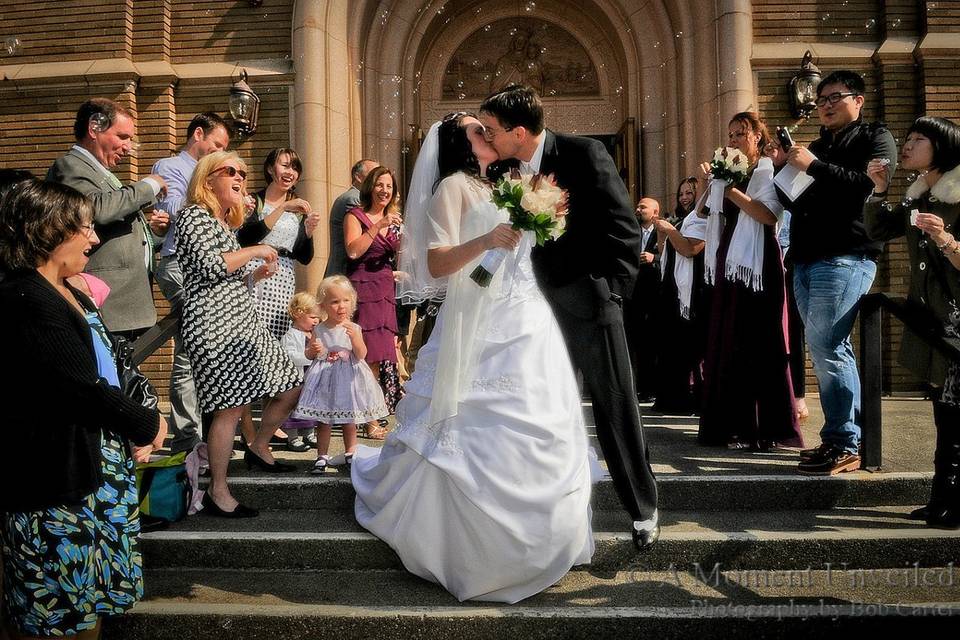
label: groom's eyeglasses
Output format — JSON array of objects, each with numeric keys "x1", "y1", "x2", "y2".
[{"x1": 482, "y1": 125, "x2": 514, "y2": 141}]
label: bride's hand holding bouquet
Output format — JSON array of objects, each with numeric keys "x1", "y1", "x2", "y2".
[{"x1": 470, "y1": 170, "x2": 569, "y2": 287}]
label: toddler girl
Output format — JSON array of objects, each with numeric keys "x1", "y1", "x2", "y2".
[
  {"x1": 293, "y1": 276, "x2": 388, "y2": 474},
  {"x1": 280, "y1": 292, "x2": 324, "y2": 451}
]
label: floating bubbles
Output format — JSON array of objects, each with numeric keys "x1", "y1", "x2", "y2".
[
  {"x1": 661, "y1": 111, "x2": 667, "y2": 117},
  {"x1": 865, "y1": 18, "x2": 876, "y2": 30},
  {"x1": 380, "y1": 9, "x2": 389, "y2": 25},
  {"x1": 509, "y1": 28, "x2": 517, "y2": 36},
  {"x1": 2, "y1": 36, "x2": 21, "y2": 56},
  {"x1": 524, "y1": 2, "x2": 536, "y2": 12},
  {"x1": 615, "y1": 85, "x2": 623, "y2": 95},
  {"x1": 484, "y1": 24, "x2": 492, "y2": 32},
  {"x1": 89, "y1": 112, "x2": 110, "y2": 133},
  {"x1": 675, "y1": 31, "x2": 683, "y2": 38},
  {"x1": 892, "y1": 18, "x2": 902, "y2": 28},
  {"x1": 475, "y1": 6, "x2": 482, "y2": 14},
  {"x1": 653, "y1": 41, "x2": 660, "y2": 49},
  {"x1": 658, "y1": 144, "x2": 665, "y2": 150},
  {"x1": 680, "y1": 151, "x2": 687, "y2": 159},
  {"x1": 456, "y1": 80, "x2": 464, "y2": 88},
  {"x1": 821, "y1": 13, "x2": 830, "y2": 21},
  {"x1": 457, "y1": 92, "x2": 466, "y2": 100},
  {"x1": 548, "y1": 88, "x2": 557, "y2": 96}
]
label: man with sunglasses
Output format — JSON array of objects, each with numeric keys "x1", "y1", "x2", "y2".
[
  {"x1": 777, "y1": 70, "x2": 897, "y2": 475},
  {"x1": 47, "y1": 98, "x2": 168, "y2": 339}
]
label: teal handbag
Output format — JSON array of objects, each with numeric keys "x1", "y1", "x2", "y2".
[{"x1": 136, "y1": 452, "x2": 189, "y2": 523}]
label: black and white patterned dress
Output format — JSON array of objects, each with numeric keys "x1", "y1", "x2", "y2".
[
  {"x1": 176, "y1": 204, "x2": 302, "y2": 413},
  {"x1": 249, "y1": 204, "x2": 299, "y2": 339}
]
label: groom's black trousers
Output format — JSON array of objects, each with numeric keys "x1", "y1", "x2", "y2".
[{"x1": 542, "y1": 276, "x2": 659, "y2": 522}]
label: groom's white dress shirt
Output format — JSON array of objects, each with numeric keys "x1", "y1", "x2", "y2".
[{"x1": 521, "y1": 133, "x2": 546, "y2": 174}]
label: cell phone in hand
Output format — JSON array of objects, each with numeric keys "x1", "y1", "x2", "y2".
[
  {"x1": 776, "y1": 127, "x2": 794, "y2": 151},
  {"x1": 910, "y1": 209, "x2": 920, "y2": 227}
]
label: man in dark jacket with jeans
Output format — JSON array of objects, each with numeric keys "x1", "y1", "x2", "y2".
[{"x1": 781, "y1": 70, "x2": 897, "y2": 475}]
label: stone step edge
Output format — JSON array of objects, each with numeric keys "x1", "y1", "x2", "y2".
[
  {"x1": 217, "y1": 472, "x2": 934, "y2": 486},
  {"x1": 143, "y1": 529, "x2": 960, "y2": 543},
  {"x1": 120, "y1": 601, "x2": 960, "y2": 620}
]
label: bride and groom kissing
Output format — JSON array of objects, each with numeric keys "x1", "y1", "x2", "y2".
[{"x1": 351, "y1": 84, "x2": 659, "y2": 603}]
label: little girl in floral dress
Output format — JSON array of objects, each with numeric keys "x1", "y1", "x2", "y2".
[{"x1": 293, "y1": 276, "x2": 388, "y2": 474}]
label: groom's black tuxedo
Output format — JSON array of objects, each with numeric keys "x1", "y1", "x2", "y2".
[{"x1": 531, "y1": 130, "x2": 658, "y2": 522}]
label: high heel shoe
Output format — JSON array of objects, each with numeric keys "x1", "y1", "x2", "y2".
[
  {"x1": 201, "y1": 491, "x2": 259, "y2": 518},
  {"x1": 244, "y1": 448, "x2": 295, "y2": 473}
]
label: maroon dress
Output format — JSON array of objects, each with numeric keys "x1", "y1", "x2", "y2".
[
  {"x1": 698, "y1": 196, "x2": 803, "y2": 449},
  {"x1": 346, "y1": 208, "x2": 403, "y2": 411}
]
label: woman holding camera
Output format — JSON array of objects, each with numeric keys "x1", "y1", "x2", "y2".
[{"x1": 865, "y1": 116, "x2": 960, "y2": 529}]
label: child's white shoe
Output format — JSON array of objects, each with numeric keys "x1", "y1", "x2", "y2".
[
  {"x1": 327, "y1": 452, "x2": 355, "y2": 468},
  {"x1": 310, "y1": 455, "x2": 331, "y2": 475}
]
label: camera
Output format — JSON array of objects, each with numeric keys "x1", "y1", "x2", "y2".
[{"x1": 776, "y1": 126, "x2": 794, "y2": 151}]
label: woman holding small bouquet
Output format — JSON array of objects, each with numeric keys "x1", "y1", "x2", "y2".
[
  {"x1": 697, "y1": 112, "x2": 803, "y2": 451},
  {"x1": 353, "y1": 112, "x2": 594, "y2": 603}
]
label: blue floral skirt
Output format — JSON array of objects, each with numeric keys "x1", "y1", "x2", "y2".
[{"x1": 1, "y1": 432, "x2": 143, "y2": 636}]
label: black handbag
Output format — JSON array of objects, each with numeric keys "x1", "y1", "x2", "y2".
[{"x1": 110, "y1": 332, "x2": 159, "y2": 410}]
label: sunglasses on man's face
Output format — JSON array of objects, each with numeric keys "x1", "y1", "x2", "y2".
[{"x1": 212, "y1": 165, "x2": 247, "y2": 180}]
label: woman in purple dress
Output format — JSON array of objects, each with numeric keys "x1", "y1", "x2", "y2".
[
  {"x1": 344, "y1": 165, "x2": 403, "y2": 439},
  {"x1": 698, "y1": 112, "x2": 804, "y2": 451}
]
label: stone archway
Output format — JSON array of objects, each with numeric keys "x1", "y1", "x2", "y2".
[{"x1": 345, "y1": 0, "x2": 753, "y2": 205}]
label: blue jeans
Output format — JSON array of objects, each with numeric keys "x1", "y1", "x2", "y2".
[{"x1": 793, "y1": 255, "x2": 877, "y2": 454}]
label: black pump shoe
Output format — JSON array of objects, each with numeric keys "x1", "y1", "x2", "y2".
[
  {"x1": 201, "y1": 492, "x2": 259, "y2": 518},
  {"x1": 244, "y1": 449, "x2": 295, "y2": 473}
]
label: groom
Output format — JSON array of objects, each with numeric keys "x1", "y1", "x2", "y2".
[{"x1": 480, "y1": 84, "x2": 660, "y2": 549}]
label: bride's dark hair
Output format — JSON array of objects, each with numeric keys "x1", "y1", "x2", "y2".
[{"x1": 436, "y1": 111, "x2": 481, "y2": 190}]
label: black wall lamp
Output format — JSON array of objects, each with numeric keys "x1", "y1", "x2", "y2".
[
  {"x1": 229, "y1": 69, "x2": 261, "y2": 139},
  {"x1": 788, "y1": 50, "x2": 822, "y2": 119}
]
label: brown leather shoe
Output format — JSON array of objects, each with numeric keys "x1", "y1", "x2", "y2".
[{"x1": 797, "y1": 447, "x2": 861, "y2": 476}]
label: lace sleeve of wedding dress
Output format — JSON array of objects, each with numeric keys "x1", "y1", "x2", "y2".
[{"x1": 428, "y1": 173, "x2": 504, "y2": 428}]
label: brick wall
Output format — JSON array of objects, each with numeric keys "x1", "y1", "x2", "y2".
[{"x1": 0, "y1": 1, "x2": 294, "y2": 401}]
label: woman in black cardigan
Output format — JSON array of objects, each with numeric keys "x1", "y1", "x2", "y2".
[{"x1": 0, "y1": 179, "x2": 165, "y2": 639}]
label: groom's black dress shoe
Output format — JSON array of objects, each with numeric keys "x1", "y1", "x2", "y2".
[{"x1": 632, "y1": 523, "x2": 661, "y2": 551}]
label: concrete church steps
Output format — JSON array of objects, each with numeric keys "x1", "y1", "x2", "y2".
[
  {"x1": 111, "y1": 563, "x2": 960, "y2": 639},
  {"x1": 102, "y1": 402, "x2": 956, "y2": 638},
  {"x1": 138, "y1": 506, "x2": 960, "y2": 573},
  {"x1": 218, "y1": 472, "x2": 935, "y2": 512}
]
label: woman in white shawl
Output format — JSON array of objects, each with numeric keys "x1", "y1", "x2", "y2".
[
  {"x1": 697, "y1": 112, "x2": 804, "y2": 451},
  {"x1": 351, "y1": 112, "x2": 594, "y2": 603}
]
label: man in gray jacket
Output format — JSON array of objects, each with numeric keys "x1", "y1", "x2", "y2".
[
  {"x1": 324, "y1": 158, "x2": 378, "y2": 277},
  {"x1": 47, "y1": 98, "x2": 167, "y2": 336}
]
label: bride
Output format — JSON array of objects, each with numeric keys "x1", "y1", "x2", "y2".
[{"x1": 351, "y1": 112, "x2": 594, "y2": 603}]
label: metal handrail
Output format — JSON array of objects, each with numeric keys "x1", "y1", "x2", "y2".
[
  {"x1": 858, "y1": 292, "x2": 960, "y2": 470},
  {"x1": 131, "y1": 311, "x2": 180, "y2": 366}
]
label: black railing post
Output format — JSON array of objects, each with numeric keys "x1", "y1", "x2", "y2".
[{"x1": 859, "y1": 294, "x2": 883, "y2": 471}]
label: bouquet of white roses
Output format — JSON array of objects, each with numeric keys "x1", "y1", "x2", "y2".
[
  {"x1": 701, "y1": 146, "x2": 751, "y2": 217},
  {"x1": 709, "y1": 146, "x2": 750, "y2": 184},
  {"x1": 470, "y1": 170, "x2": 568, "y2": 287}
]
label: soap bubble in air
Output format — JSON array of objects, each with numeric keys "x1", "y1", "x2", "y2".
[{"x1": 2, "y1": 36, "x2": 21, "y2": 56}]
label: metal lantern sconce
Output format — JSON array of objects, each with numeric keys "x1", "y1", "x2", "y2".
[
  {"x1": 788, "y1": 51, "x2": 822, "y2": 120},
  {"x1": 229, "y1": 69, "x2": 261, "y2": 139}
]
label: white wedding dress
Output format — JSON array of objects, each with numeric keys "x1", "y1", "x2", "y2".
[{"x1": 352, "y1": 172, "x2": 594, "y2": 604}]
